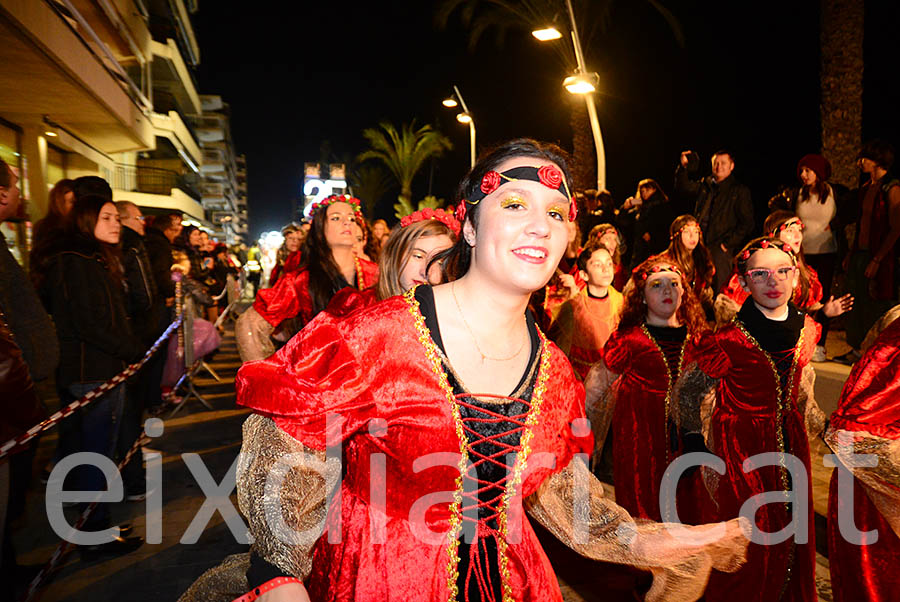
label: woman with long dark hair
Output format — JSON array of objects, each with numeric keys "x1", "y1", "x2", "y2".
[
  {"x1": 39, "y1": 194, "x2": 145, "y2": 555},
  {"x1": 30, "y1": 178, "x2": 75, "y2": 288},
  {"x1": 234, "y1": 195, "x2": 379, "y2": 362},
  {"x1": 661, "y1": 215, "x2": 716, "y2": 317},
  {"x1": 187, "y1": 139, "x2": 748, "y2": 602}
]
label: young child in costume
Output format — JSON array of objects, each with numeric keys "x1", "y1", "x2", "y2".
[
  {"x1": 549, "y1": 242, "x2": 623, "y2": 380},
  {"x1": 583, "y1": 255, "x2": 708, "y2": 522},
  {"x1": 676, "y1": 236, "x2": 826, "y2": 602},
  {"x1": 660, "y1": 215, "x2": 716, "y2": 319},
  {"x1": 588, "y1": 223, "x2": 628, "y2": 290},
  {"x1": 825, "y1": 317, "x2": 900, "y2": 602},
  {"x1": 717, "y1": 212, "x2": 853, "y2": 357}
]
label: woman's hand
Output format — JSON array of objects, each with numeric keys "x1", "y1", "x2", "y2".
[
  {"x1": 256, "y1": 582, "x2": 310, "y2": 602},
  {"x1": 822, "y1": 293, "x2": 854, "y2": 318}
]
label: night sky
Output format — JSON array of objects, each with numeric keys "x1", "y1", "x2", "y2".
[{"x1": 195, "y1": 1, "x2": 900, "y2": 241}]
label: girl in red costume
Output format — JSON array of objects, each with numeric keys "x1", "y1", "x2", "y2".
[
  {"x1": 182, "y1": 139, "x2": 748, "y2": 602},
  {"x1": 235, "y1": 195, "x2": 379, "y2": 362},
  {"x1": 269, "y1": 223, "x2": 303, "y2": 287},
  {"x1": 660, "y1": 215, "x2": 715, "y2": 319},
  {"x1": 676, "y1": 236, "x2": 826, "y2": 602},
  {"x1": 825, "y1": 317, "x2": 900, "y2": 602},
  {"x1": 328, "y1": 209, "x2": 459, "y2": 316},
  {"x1": 583, "y1": 255, "x2": 708, "y2": 522},
  {"x1": 717, "y1": 212, "x2": 853, "y2": 343}
]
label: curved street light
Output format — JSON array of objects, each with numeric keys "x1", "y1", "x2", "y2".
[
  {"x1": 441, "y1": 85, "x2": 476, "y2": 168},
  {"x1": 532, "y1": 0, "x2": 606, "y2": 190}
]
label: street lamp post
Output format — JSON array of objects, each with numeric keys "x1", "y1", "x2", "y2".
[
  {"x1": 442, "y1": 85, "x2": 476, "y2": 169},
  {"x1": 533, "y1": 0, "x2": 606, "y2": 191}
]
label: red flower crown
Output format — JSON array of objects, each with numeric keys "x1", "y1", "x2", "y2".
[
  {"x1": 633, "y1": 262, "x2": 683, "y2": 283},
  {"x1": 308, "y1": 194, "x2": 363, "y2": 219},
  {"x1": 399, "y1": 208, "x2": 461, "y2": 236}
]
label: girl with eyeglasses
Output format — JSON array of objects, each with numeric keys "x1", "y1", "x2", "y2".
[
  {"x1": 717, "y1": 212, "x2": 853, "y2": 357},
  {"x1": 675, "y1": 236, "x2": 826, "y2": 602}
]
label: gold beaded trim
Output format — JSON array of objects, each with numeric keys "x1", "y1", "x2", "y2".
[
  {"x1": 354, "y1": 256, "x2": 364, "y2": 289},
  {"x1": 402, "y1": 286, "x2": 550, "y2": 602},
  {"x1": 733, "y1": 318, "x2": 806, "y2": 600},
  {"x1": 639, "y1": 324, "x2": 688, "y2": 465}
]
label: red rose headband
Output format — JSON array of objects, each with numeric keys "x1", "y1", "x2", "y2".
[
  {"x1": 671, "y1": 220, "x2": 702, "y2": 240},
  {"x1": 454, "y1": 165, "x2": 575, "y2": 223},
  {"x1": 768, "y1": 217, "x2": 805, "y2": 237},
  {"x1": 309, "y1": 194, "x2": 363, "y2": 219},
  {"x1": 633, "y1": 262, "x2": 683, "y2": 283},
  {"x1": 399, "y1": 208, "x2": 461, "y2": 236},
  {"x1": 736, "y1": 237, "x2": 797, "y2": 273}
]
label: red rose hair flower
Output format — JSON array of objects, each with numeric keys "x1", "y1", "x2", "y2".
[
  {"x1": 537, "y1": 165, "x2": 563, "y2": 189},
  {"x1": 480, "y1": 171, "x2": 502, "y2": 195}
]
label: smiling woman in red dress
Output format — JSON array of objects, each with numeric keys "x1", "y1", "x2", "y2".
[{"x1": 180, "y1": 140, "x2": 748, "y2": 602}]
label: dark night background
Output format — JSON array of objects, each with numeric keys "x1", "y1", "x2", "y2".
[{"x1": 195, "y1": 1, "x2": 900, "y2": 242}]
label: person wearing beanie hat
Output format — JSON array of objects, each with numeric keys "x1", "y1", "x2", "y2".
[{"x1": 836, "y1": 139, "x2": 900, "y2": 366}]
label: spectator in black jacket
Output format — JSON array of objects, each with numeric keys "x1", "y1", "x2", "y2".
[
  {"x1": 675, "y1": 149, "x2": 754, "y2": 292},
  {"x1": 621, "y1": 178, "x2": 675, "y2": 269},
  {"x1": 40, "y1": 194, "x2": 144, "y2": 556},
  {"x1": 144, "y1": 212, "x2": 181, "y2": 305},
  {"x1": 116, "y1": 201, "x2": 164, "y2": 499}
]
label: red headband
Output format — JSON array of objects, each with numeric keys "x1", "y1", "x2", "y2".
[
  {"x1": 670, "y1": 221, "x2": 701, "y2": 240},
  {"x1": 455, "y1": 165, "x2": 576, "y2": 223},
  {"x1": 768, "y1": 217, "x2": 804, "y2": 237},
  {"x1": 399, "y1": 208, "x2": 461, "y2": 236},
  {"x1": 739, "y1": 238, "x2": 796, "y2": 262},
  {"x1": 633, "y1": 263, "x2": 683, "y2": 283}
]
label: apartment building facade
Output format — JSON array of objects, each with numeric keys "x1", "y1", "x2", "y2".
[{"x1": 0, "y1": 0, "x2": 246, "y2": 262}]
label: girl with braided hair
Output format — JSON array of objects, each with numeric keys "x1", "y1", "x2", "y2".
[{"x1": 675, "y1": 237, "x2": 826, "y2": 602}]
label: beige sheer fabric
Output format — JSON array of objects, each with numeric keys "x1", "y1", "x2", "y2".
[
  {"x1": 526, "y1": 457, "x2": 749, "y2": 602},
  {"x1": 582, "y1": 361, "x2": 620, "y2": 463},
  {"x1": 237, "y1": 414, "x2": 339, "y2": 579},
  {"x1": 713, "y1": 294, "x2": 741, "y2": 328},
  {"x1": 824, "y1": 427, "x2": 900, "y2": 539},
  {"x1": 796, "y1": 364, "x2": 825, "y2": 440},
  {"x1": 235, "y1": 307, "x2": 276, "y2": 363},
  {"x1": 177, "y1": 553, "x2": 251, "y2": 602}
]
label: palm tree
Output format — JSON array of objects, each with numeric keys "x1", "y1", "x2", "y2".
[
  {"x1": 819, "y1": 0, "x2": 863, "y2": 188},
  {"x1": 436, "y1": 0, "x2": 683, "y2": 190},
  {"x1": 348, "y1": 165, "x2": 394, "y2": 219},
  {"x1": 358, "y1": 121, "x2": 453, "y2": 202}
]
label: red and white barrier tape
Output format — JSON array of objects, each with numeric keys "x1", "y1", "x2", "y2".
[
  {"x1": 20, "y1": 430, "x2": 151, "y2": 602},
  {"x1": 0, "y1": 317, "x2": 182, "y2": 460}
]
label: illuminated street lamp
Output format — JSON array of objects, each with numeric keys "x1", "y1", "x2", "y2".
[
  {"x1": 531, "y1": 27, "x2": 562, "y2": 41},
  {"x1": 532, "y1": 0, "x2": 606, "y2": 190},
  {"x1": 441, "y1": 85, "x2": 476, "y2": 168}
]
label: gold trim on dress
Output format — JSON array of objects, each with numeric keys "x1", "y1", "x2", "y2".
[{"x1": 402, "y1": 286, "x2": 551, "y2": 602}]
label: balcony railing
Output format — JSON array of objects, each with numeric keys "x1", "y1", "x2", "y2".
[{"x1": 113, "y1": 164, "x2": 201, "y2": 201}]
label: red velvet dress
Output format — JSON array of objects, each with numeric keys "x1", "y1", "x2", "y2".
[
  {"x1": 603, "y1": 325, "x2": 698, "y2": 522},
  {"x1": 693, "y1": 315, "x2": 820, "y2": 602},
  {"x1": 827, "y1": 318, "x2": 900, "y2": 602},
  {"x1": 236, "y1": 289, "x2": 592, "y2": 601},
  {"x1": 253, "y1": 256, "x2": 379, "y2": 329},
  {"x1": 721, "y1": 265, "x2": 823, "y2": 310},
  {"x1": 269, "y1": 250, "x2": 302, "y2": 286}
]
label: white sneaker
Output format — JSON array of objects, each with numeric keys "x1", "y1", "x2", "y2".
[{"x1": 811, "y1": 345, "x2": 827, "y2": 362}]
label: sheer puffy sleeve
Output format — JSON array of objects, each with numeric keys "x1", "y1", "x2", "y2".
[
  {"x1": 797, "y1": 363, "x2": 825, "y2": 439},
  {"x1": 582, "y1": 359, "x2": 620, "y2": 464},
  {"x1": 237, "y1": 414, "x2": 341, "y2": 578},
  {"x1": 236, "y1": 310, "x2": 379, "y2": 450},
  {"x1": 525, "y1": 456, "x2": 749, "y2": 602},
  {"x1": 235, "y1": 306, "x2": 276, "y2": 363}
]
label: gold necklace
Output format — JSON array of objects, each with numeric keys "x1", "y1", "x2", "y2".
[{"x1": 451, "y1": 282, "x2": 528, "y2": 363}]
